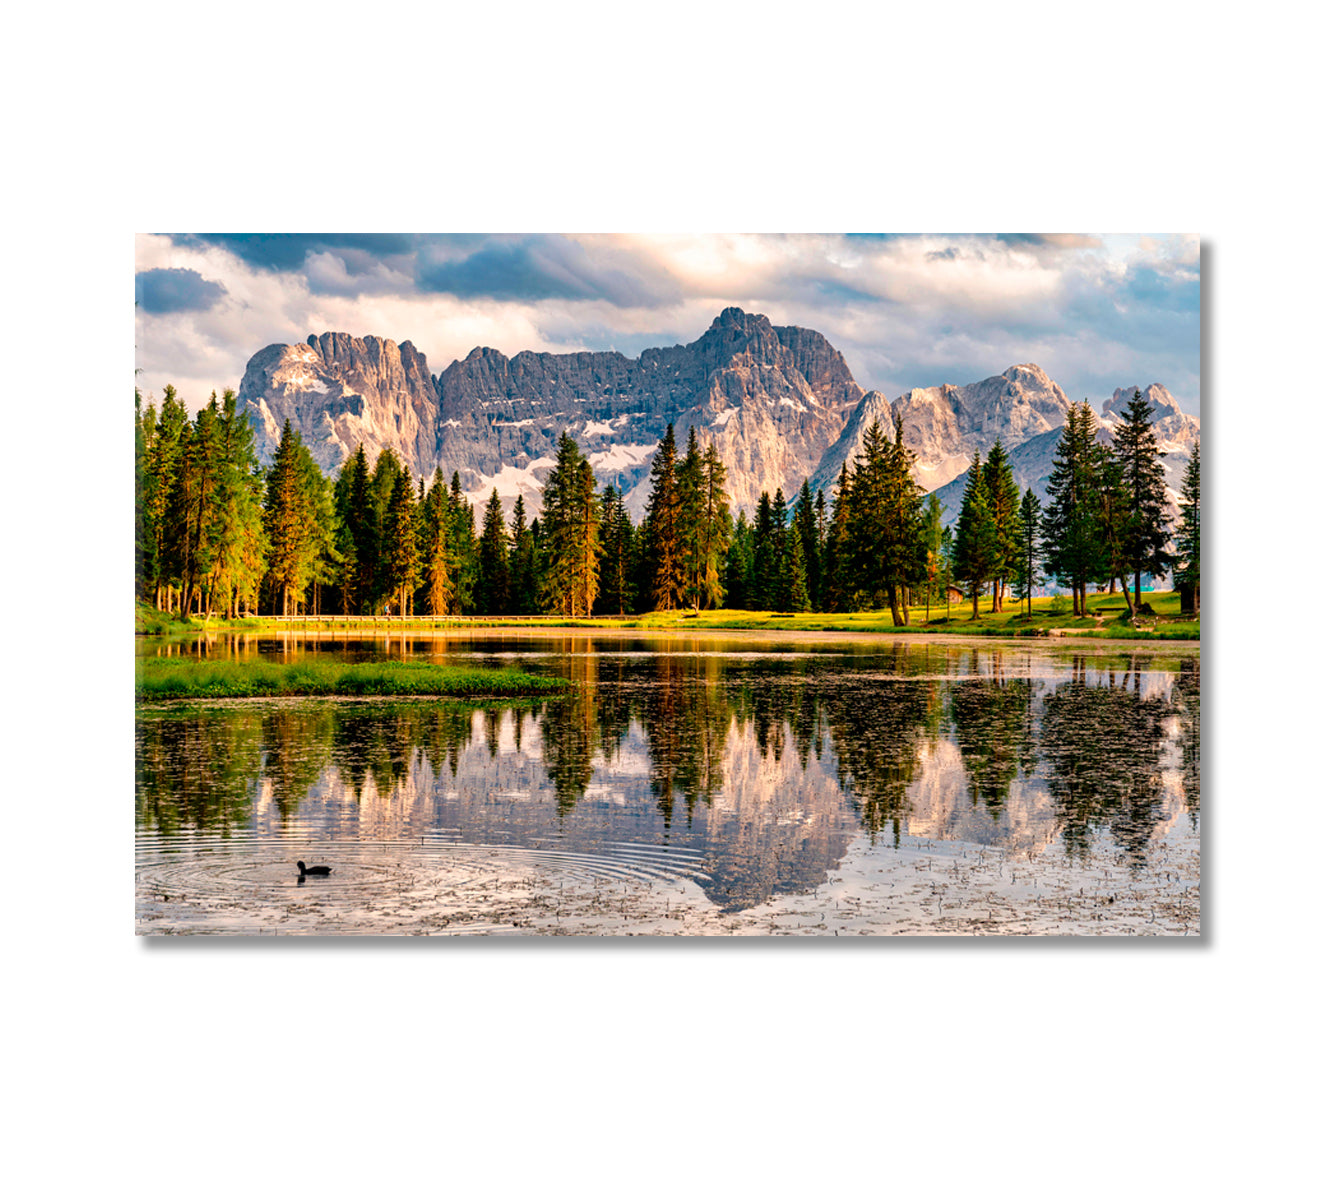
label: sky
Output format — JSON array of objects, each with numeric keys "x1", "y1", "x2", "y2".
[{"x1": 134, "y1": 231, "x2": 1201, "y2": 417}]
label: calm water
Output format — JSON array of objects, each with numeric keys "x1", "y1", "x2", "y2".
[{"x1": 136, "y1": 632, "x2": 1201, "y2": 935}]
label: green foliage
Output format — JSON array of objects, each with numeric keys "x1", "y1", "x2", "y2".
[
  {"x1": 1175, "y1": 438, "x2": 1201, "y2": 611},
  {"x1": 538, "y1": 432, "x2": 601, "y2": 617},
  {"x1": 136, "y1": 657, "x2": 568, "y2": 700}
]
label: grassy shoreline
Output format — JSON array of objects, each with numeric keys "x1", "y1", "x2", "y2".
[
  {"x1": 138, "y1": 592, "x2": 1199, "y2": 643},
  {"x1": 136, "y1": 658, "x2": 568, "y2": 702}
]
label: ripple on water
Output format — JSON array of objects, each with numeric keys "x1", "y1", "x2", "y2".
[{"x1": 136, "y1": 834, "x2": 713, "y2": 934}]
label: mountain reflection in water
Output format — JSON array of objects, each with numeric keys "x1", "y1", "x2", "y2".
[{"x1": 136, "y1": 638, "x2": 1199, "y2": 913}]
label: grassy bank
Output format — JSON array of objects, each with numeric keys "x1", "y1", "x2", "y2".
[
  {"x1": 136, "y1": 657, "x2": 568, "y2": 701},
  {"x1": 136, "y1": 591, "x2": 1199, "y2": 642}
]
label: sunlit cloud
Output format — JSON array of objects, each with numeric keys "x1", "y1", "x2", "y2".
[{"x1": 134, "y1": 231, "x2": 1201, "y2": 417}]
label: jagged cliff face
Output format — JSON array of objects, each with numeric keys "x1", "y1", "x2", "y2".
[
  {"x1": 241, "y1": 334, "x2": 439, "y2": 475},
  {"x1": 239, "y1": 308, "x2": 859, "y2": 519},
  {"x1": 810, "y1": 364, "x2": 1072, "y2": 498}
]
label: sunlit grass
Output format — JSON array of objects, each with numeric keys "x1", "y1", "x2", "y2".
[{"x1": 136, "y1": 658, "x2": 569, "y2": 701}]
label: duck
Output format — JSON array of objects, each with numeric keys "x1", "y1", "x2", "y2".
[{"x1": 296, "y1": 861, "x2": 332, "y2": 876}]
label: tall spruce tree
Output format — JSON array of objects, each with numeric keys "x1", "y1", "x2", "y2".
[
  {"x1": 676, "y1": 426, "x2": 708, "y2": 611},
  {"x1": 1112, "y1": 388, "x2": 1175, "y2": 613},
  {"x1": 384, "y1": 465, "x2": 421, "y2": 615},
  {"x1": 1041, "y1": 402, "x2": 1106, "y2": 617},
  {"x1": 752, "y1": 492, "x2": 781, "y2": 610},
  {"x1": 1176, "y1": 437, "x2": 1201, "y2": 614},
  {"x1": 700, "y1": 441, "x2": 730, "y2": 611},
  {"x1": 981, "y1": 440, "x2": 1021, "y2": 613},
  {"x1": 952, "y1": 451, "x2": 998, "y2": 620},
  {"x1": 823, "y1": 462, "x2": 854, "y2": 612},
  {"x1": 643, "y1": 425, "x2": 685, "y2": 610},
  {"x1": 793, "y1": 480, "x2": 820, "y2": 610},
  {"x1": 1012, "y1": 488, "x2": 1043, "y2": 617},
  {"x1": 476, "y1": 488, "x2": 511, "y2": 614},
  {"x1": 509, "y1": 494, "x2": 538, "y2": 615},
  {"x1": 596, "y1": 485, "x2": 636, "y2": 616},
  {"x1": 539, "y1": 432, "x2": 600, "y2": 617}
]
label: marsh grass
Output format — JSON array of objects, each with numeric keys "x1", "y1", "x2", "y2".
[{"x1": 136, "y1": 657, "x2": 568, "y2": 701}]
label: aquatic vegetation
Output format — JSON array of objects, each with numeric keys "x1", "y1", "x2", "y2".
[{"x1": 135, "y1": 657, "x2": 567, "y2": 700}]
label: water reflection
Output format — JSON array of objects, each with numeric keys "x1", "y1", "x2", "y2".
[{"x1": 136, "y1": 638, "x2": 1200, "y2": 911}]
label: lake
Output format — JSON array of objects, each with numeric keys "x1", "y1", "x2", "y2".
[{"x1": 135, "y1": 630, "x2": 1201, "y2": 935}]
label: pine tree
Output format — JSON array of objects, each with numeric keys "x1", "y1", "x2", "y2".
[
  {"x1": 1041, "y1": 403, "x2": 1106, "y2": 617},
  {"x1": 1176, "y1": 438, "x2": 1201, "y2": 614},
  {"x1": 793, "y1": 479, "x2": 820, "y2": 610},
  {"x1": 477, "y1": 488, "x2": 511, "y2": 614},
  {"x1": 953, "y1": 451, "x2": 998, "y2": 620},
  {"x1": 263, "y1": 420, "x2": 319, "y2": 616},
  {"x1": 1113, "y1": 388, "x2": 1175, "y2": 612},
  {"x1": 539, "y1": 432, "x2": 600, "y2": 617},
  {"x1": 643, "y1": 425, "x2": 685, "y2": 610},
  {"x1": 781, "y1": 527, "x2": 811, "y2": 611},
  {"x1": 723, "y1": 511, "x2": 753, "y2": 609},
  {"x1": 676, "y1": 426, "x2": 708, "y2": 611},
  {"x1": 142, "y1": 385, "x2": 189, "y2": 611},
  {"x1": 509, "y1": 494, "x2": 538, "y2": 615},
  {"x1": 752, "y1": 492, "x2": 780, "y2": 610},
  {"x1": 823, "y1": 463, "x2": 854, "y2": 612},
  {"x1": 700, "y1": 441, "x2": 730, "y2": 611},
  {"x1": 596, "y1": 486, "x2": 637, "y2": 616},
  {"x1": 448, "y1": 472, "x2": 476, "y2": 614},
  {"x1": 1012, "y1": 488, "x2": 1043, "y2": 617},
  {"x1": 422, "y1": 468, "x2": 457, "y2": 615},
  {"x1": 384, "y1": 464, "x2": 421, "y2": 615},
  {"x1": 982, "y1": 440, "x2": 1021, "y2": 613}
]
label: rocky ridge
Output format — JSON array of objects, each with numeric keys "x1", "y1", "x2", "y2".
[{"x1": 240, "y1": 308, "x2": 860, "y2": 519}]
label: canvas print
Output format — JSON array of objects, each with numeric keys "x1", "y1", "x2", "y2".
[{"x1": 134, "y1": 233, "x2": 1201, "y2": 936}]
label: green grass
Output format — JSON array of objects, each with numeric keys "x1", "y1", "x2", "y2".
[
  {"x1": 135, "y1": 591, "x2": 1199, "y2": 643},
  {"x1": 610, "y1": 590, "x2": 1199, "y2": 641},
  {"x1": 136, "y1": 657, "x2": 569, "y2": 701}
]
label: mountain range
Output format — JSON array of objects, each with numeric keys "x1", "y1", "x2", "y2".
[{"x1": 238, "y1": 308, "x2": 1198, "y2": 525}]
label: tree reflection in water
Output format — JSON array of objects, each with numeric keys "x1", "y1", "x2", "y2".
[
  {"x1": 137, "y1": 643, "x2": 1199, "y2": 892},
  {"x1": 1038, "y1": 655, "x2": 1176, "y2": 862}
]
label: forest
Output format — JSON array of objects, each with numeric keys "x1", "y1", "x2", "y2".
[{"x1": 135, "y1": 386, "x2": 1201, "y2": 623}]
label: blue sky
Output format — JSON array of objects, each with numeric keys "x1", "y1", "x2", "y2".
[{"x1": 134, "y1": 232, "x2": 1200, "y2": 416}]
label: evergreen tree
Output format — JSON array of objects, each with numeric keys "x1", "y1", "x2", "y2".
[
  {"x1": 751, "y1": 492, "x2": 781, "y2": 610},
  {"x1": 813, "y1": 488, "x2": 828, "y2": 609},
  {"x1": 422, "y1": 468, "x2": 457, "y2": 615},
  {"x1": 981, "y1": 440, "x2": 1021, "y2": 613},
  {"x1": 700, "y1": 441, "x2": 730, "y2": 611},
  {"x1": 793, "y1": 479, "x2": 820, "y2": 610},
  {"x1": 922, "y1": 493, "x2": 945, "y2": 623},
  {"x1": 1041, "y1": 403, "x2": 1106, "y2": 617},
  {"x1": 539, "y1": 432, "x2": 600, "y2": 617},
  {"x1": 448, "y1": 472, "x2": 476, "y2": 614},
  {"x1": 142, "y1": 385, "x2": 189, "y2": 611},
  {"x1": 509, "y1": 494, "x2": 538, "y2": 615},
  {"x1": 643, "y1": 425, "x2": 685, "y2": 610},
  {"x1": 1113, "y1": 388, "x2": 1175, "y2": 612},
  {"x1": 952, "y1": 451, "x2": 998, "y2": 620},
  {"x1": 207, "y1": 389, "x2": 267, "y2": 617},
  {"x1": 383, "y1": 464, "x2": 420, "y2": 615},
  {"x1": 781, "y1": 526, "x2": 811, "y2": 611},
  {"x1": 263, "y1": 420, "x2": 321, "y2": 615},
  {"x1": 823, "y1": 463, "x2": 854, "y2": 612},
  {"x1": 677, "y1": 426, "x2": 707, "y2": 611},
  {"x1": 476, "y1": 488, "x2": 511, "y2": 614},
  {"x1": 596, "y1": 486, "x2": 637, "y2": 616},
  {"x1": 723, "y1": 511, "x2": 753, "y2": 609},
  {"x1": 1012, "y1": 488, "x2": 1044, "y2": 616},
  {"x1": 1176, "y1": 438, "x2": 1202, "y2": 614}
]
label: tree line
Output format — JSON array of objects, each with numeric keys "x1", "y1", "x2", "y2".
[{"x1": 136, "y1": 385, "x2": 1200, "y2": 620}]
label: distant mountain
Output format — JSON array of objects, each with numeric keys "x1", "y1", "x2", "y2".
[
  {"x1": 239, "y1": 308, "x2": 861, "y2": 518},
  {"x1": 928, "y1": 383, "x2": 1200, "y2": 529},
  {"x1": 810, "y1": 364, "x2": 1072, "y2": 498}
]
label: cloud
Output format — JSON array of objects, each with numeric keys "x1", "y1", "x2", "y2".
[
  {"x1": 133, "y1": 232, "x2": 1201, "y2": 419},
  {"x1": 174, "y1": 233, "x2": 419, "y2": 272},
  {"x1": 416, "y1": 235, "x2": 680, "y2": 308},
  {"x1": 134, "y1": 267, "x2": 227, "y2": 314}
]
